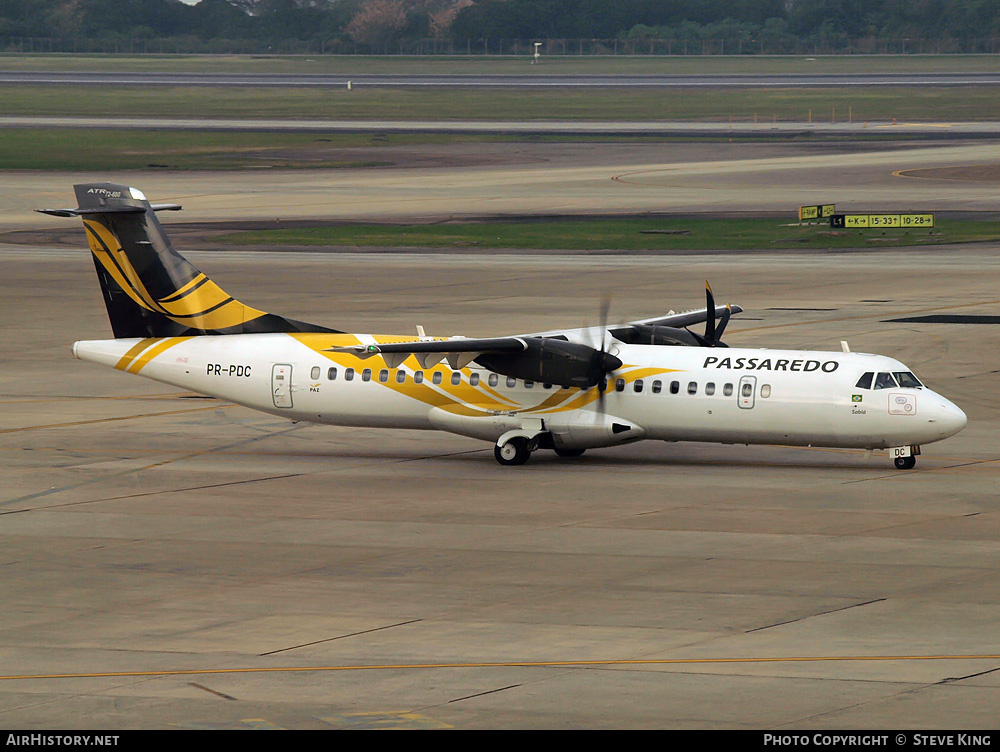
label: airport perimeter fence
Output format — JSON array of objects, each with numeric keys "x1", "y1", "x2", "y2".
[{"x1": 5, "y1": 36, "x2": 1000, "y2": 57}]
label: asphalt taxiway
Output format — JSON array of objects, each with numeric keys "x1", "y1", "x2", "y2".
[{"x1": 1, "y1": 138, "x2": 999, "y2": 729}]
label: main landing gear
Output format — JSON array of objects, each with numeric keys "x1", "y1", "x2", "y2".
[
  {"x1": 494, "y1": 433, "x2": 587, "y2": 465},
  {"x1": 494, "y1": 437, "x2": 531, "y2": 466},
  {"x1": 894, "y1": 455, "x2": 916, "y2": 470}
]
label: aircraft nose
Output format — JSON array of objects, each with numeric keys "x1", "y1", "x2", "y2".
[{"x1": 935, "y1": 397, "x2": 967, "y2": 438}]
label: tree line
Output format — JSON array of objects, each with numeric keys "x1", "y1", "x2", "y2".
[{"x1": 3, "y1": 0, "x2": 1000, "y2": 54}]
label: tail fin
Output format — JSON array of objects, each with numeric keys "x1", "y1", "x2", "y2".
[{"x1": 39, "y1": 183, "x2": 337, "y2": 338}]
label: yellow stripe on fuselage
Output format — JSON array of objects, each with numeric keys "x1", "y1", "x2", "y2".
[
  {"x1": 114, "y1": 338, "x2": 158, "y2": 372},
  {"x1": 126, "y1": 338, "x2": 186, "y2": 374},
  {"x1": 290, "y1": 334, "x2": 683, "y2": 417}
]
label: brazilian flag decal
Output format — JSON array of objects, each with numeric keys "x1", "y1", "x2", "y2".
[{"x1": 852, "y1": 394, "x2": 863, "y2": 403}]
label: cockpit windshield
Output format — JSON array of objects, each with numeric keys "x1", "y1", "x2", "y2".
[
  {"x1": 874, "y1": 372, "x2": 897, "y2": 389},
  {"x1": 858, "y1": 371, "x2": 923, "y2": 390},
  {"x1": 893, "y1": 371, "x2": 923, "y2": 388}
]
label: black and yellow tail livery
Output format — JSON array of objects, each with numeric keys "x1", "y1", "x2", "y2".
[{"x1": 39, "y1": 183, "x2": 336, "y2": 338}]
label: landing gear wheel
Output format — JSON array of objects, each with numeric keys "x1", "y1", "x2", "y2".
[
  {"x1": 894, "y1": 456, "x2": 916, "y2": 470},
  {"x1": 554, "y1": 447, "x2": 586, "y2": 458},
  {"x1": 495, "y1": 437, "x2": 531, "y2": 466}
]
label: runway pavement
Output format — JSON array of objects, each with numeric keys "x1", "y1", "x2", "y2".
[{"x1": 6, "y1": 71, "x2": 1000, "y2": 88}]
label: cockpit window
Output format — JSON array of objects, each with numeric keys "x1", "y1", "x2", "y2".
[
  {"x1": 855, "y1": 372, "x2": 873, "y2": 390},
  {"x1": 874, "y1": 372, "x2": 898, "y2": 389},
  {"x1": 893, "y1": 371, "x2": 922, "y2": 388}
]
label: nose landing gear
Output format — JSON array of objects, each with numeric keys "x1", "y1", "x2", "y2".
[{"x1": 891, "y1": 445, "x2": 920, "y2": 470}]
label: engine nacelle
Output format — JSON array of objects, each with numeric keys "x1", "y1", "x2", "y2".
[
  {"x1": 475, "y1": 338, "x2": 621, "y2": 389},
  {"x1": 611, "y1": 324, "x2": 701, "y2": 347}
]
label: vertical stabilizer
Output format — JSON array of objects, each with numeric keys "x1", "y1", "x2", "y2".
[{"x1": 39, "y1": 183, "x2": 336, "y2": 338}]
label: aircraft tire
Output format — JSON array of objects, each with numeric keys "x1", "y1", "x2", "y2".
[
  {"x1": 894, "y1": 456, "x2": 916, "y2": 470},
  {"x1": 495, "y1": 437, "x2": 531, "y2": 466},
  {"x1": 554, "y1": 447, "x2": 586, "y2": 458}
]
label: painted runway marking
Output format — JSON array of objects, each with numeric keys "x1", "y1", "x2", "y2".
[{"x1": 4, "y1": 654, "x2": 1000, "y2": 682}]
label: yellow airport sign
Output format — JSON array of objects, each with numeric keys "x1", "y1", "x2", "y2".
[
  {"x1": 799, "y1": 204, "x2": 836, "y2": 221},
  {"x1": 831, "y1": 214, "x2": 934, "y2": 229}
]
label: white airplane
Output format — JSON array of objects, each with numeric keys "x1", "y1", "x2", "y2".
[{"x1": 42, "y1": 183, "x2": 967, "y2": 469}]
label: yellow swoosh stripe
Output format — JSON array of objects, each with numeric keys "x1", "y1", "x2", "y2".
[
  {"x1": 126, "y1": 337, "x2": 187, "y2": 374},
  {"x1": 114, "y1": 338, "x2": 158, "y2": 372},
  {"x1": 291, "y1": 334, "x2": 686, "y2": 417}
]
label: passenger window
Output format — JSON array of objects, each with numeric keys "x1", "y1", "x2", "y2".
[
  {"x1": 432, "y1": 371, "x2": 443, "y2": 385},
  {"x1": 362, "y1": 368, "x2": 372, "y2": 382},
  {"x1": 345, "y1": 368, "x2": 354, "y2": 381},
  {"x1": 327, "y1": 367, "x2": 337, "y2": 381},
  {"x1": 543, "y1": 383, "x2": 552, "y2": 390},
  {"x1": 414, "y1": 371, "x2": 424, "y2": 384},
  {"x1": 705, "y1": 382, "x2": 715, "y2": 396},
  {"x1": 470, "y1": 373, "x2": 480, "y2": 386},
  {"x1": 741, "y1": 383, "x2": 753, "y2": 397},
  {"x1": 670, "y1": 381, "x2": 680, "y2": 395},
  {"x1": 633, "y1": 379, "x2": 643, "y2": 393},
  {"x1": 524, "y1": 380, "x2": 534, "y2": 389},
  {"x1": 652, "y1": 380, "x2": 662, "y2": 394},
  {"x1": 761, "y1": 384, "x2": 771, "y2": 398},
  {"x1": 507, "y1": 376, "x2": 517, "y2": 388},
  {"x1": 379, "y1": 369, "x2": 389, "y2": 383},
  {"x1": 615, "y1": 378, "x2": 626, "y2": 392},
  {"x1": 874, "y1": 372, "x2": 898, "y2": 389},
  {"x1": 451, "y1": 372, "x2": 461, "y2": 385},
  {"x1": 311, "y1": 366, "x2": 321, "y2": 380},
  {"x1": 894, "y1": 371, "x2": 922, "y2": 388},
  {"x1": 688, "y1": 381, "x2": 697, "y2": 395},
  {"x1": 723, "y1": 383, "x2": 733, "y2": 397},
  {"x1": 488, "y1": 373, "x2": 498, "y2": 387},
  {"x1": 396, "y1": 370, "x2": 406, "y2": 384},
  {"x1": 855, "y1": 372, "x2": 873, "y2": 390}
]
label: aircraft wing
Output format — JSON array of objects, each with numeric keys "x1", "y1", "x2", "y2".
[
  {"x1": 328, "y1": 290, "x2": 741, "y2": 382},
  {"x1": 328, "y1": 335, "x2": 621, "y2": 388},
  {"x1": 329, "y1": 337, "x2": 528, "y2": 370},
  {"x1": 628, "y1": 304, "x2": 742, "y2": 329},
  {"x1": 522, "y1": 303, "x2": 743, "y2": 345}
]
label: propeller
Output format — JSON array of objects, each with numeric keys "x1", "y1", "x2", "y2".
[
  {"x1": 689, "y1": 281, "x2": 731, "y2": 348},
  {"x1": 594, "y1": 293, "x2": 618, "y2": 413}
]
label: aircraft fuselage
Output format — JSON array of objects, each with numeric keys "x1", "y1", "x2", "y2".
[{"x1": 73, "y1": 333, "x2": 967, "y2": 456}]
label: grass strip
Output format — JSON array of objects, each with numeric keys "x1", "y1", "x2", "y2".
[
  {"x1": 3, "y1": 85, "x2": 999, "y2": 122},
  {"x1": 214, "y1": 217, "x2": 1000, "y2": 252}
]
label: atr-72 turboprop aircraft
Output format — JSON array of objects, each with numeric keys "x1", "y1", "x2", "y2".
[{"x1": 42, "y1": 183, "x2": 967, "y2": 469}]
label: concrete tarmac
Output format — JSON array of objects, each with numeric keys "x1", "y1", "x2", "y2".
[{"x1": 0, "y1": 239, "x2": 998, "y2": 728}]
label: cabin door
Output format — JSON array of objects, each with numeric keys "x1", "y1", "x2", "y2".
[
  {"x1": 738, "y1": 375, "x2": 756, "y2": 409},
  {"x1": 272, "y1": 364, "x2": 293, "y2": 408}
]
